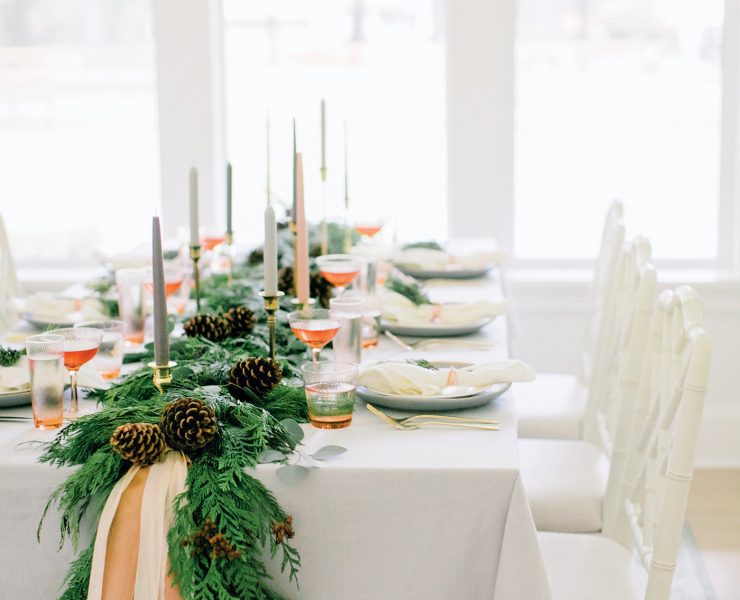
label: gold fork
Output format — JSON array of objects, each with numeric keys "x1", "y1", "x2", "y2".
[{"x1": 365, "y1": 403, "x2": 499, "y2": 431}]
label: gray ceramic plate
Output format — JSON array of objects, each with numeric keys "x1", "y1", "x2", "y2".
[
  {"x1": 381, "y1": 316, "x2": 494, "y2": 338},
  {"x1": 21, "y1": 313, "x2": 77, "y2": 330},
  {"x1": 395, "y1": 264, "x2": 492, "y2": 280},
  {"x1": 357, "y1": 382, "x2": 510, "y2": 411},
  {"x1": 0, "y1": 390, "x2": 31, "y2": 408}
]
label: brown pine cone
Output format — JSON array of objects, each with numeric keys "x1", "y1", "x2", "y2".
[
  {"x1": 183, "y1": 313, "x2": 231, "y2": 342},
  {"x1": 160, "y1": 398, "x2": 217, "y2": 454},
  {"x1": 229, "y1": 357, "x2": 283, "y2": 398},
  {"x1": 110, "y1": 423, "x2": 166, "y2": 466},
  {"x1": 223, "y1": 305, "x2": 255, "y2": 337}
]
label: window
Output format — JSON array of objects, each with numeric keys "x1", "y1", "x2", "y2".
[
  {"x1": 514, "y1": 0, "x2": 724, "y2": 260},
  {"x1": 0, "y1": 0, "x2": 159, "y2": 264},
  {"x1": 222, "y1": 0, "x2": 447, "y2": 243}
]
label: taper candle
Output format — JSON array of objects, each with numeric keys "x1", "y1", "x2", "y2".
[
  {"x1": 295, "y1": 153, "x2": 310, "y2": 305},
  {"x1": 344, "y1": 121, "x2": 349, "y2": 209},
  {"x1": 264, "y1": 199, "x2": 278, "y2": 296},
  {"x1": 226, "y1": 162, "x2": 233, "y2": 236},
  {"x1": 321, "y1": 99, "x2": 326, "y2": 173},
  {"x1": 152, "y1": 216, "x2": 169, "y2": 366},
  {"x1": 266, "y1": 115, "x2": 271, "y2": 205},
  {"x1": 292, "y1": 118, "x2": 297, "y2": 222},
  {"x1": 189, "y1": 167, "x2": 199, "y2": 246}
]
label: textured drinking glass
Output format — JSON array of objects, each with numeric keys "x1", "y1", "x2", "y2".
[
  {"x1": 52, "y1": 327, "x2": 102, "y2": 415},
  {"x1": 302, "y1": 361, "x2": 358, "y2": 429},
  {"x1": 330, "y1": 297, "x2": 363, "y2": 364},
  {"x1": 315, "y1": 254, "x2": 361, "y2": 296},
  {"x1": 116, "y1": 268, "x2": 147, "y2": 344},
  {"x1": 26, "y1": 333, "x2": 65, "y2": 430},
  {"x1": 359, "y1": 294, "x2": 383, "y2": 349},
  {"x1": 288, "y1": 309, "x2": 341, "y2": 363},
  {"x1": 75, "y1": 320, "x2": 124, "y2": 380}
]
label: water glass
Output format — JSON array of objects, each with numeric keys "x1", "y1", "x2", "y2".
[
  {"x1": 302, "y1": 361, "x2": 358, "y2": 429},
  {"x1": 115, "y1": 268, "x2": 147, "y2": 344},
  {"x1": 75, "y1": 320, "x2": 125, "y2": 380},
  {"x1": 26, "y1": 334, "x2": 65, "y2": 430},
  {"x1": 330, "y1": 297, "x2": 363, "y2": 364}
]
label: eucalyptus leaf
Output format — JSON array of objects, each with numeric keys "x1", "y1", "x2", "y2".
[
  {"x1": 276, "y1": 464, "x2": 309, "y2": 484},
  {"x1": 310, "y1": 445, "x2": 347, "y2": 461},
  {"x1": 280, "y1": 418, "x2": 305, "y2": 444},
  {"x1": 258, "y1": 449, "x2": 287, "y2": 464}
]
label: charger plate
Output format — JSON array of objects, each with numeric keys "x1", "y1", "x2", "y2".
[
  {"x1": 395, "y1": 264, "x2": 493, "y2": 280},
  {"x1": 0, "y1": 390, "x2": 31, "y2": 408},
  {"x1": 357, "y1": 382, "x2": 510, "y2": 411},
  {"x1": 381, "y1": 316, "x2": 494, "y2": 338}
]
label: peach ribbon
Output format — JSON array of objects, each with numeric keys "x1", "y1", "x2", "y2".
[{"x1": 87, "y1": 451, "x2": 188, "y2": 600}]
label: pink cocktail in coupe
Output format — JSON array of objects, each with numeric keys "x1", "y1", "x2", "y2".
[
  {"x1": 288, "y1": 309, "x2": 341, "y2": 362},
  {"x1": 52, "y1": 327, "x2": 103, "y2": 416}
]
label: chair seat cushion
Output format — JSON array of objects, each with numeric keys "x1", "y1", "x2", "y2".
[
  {"x1": 513, "y1": 373, "x2": 587, "y2": 439},
  {"x1": 538, "y1": 532, "x2": 645, "y2": 600},
  {"x1": 519, "y1": 439, "x2": 608, "y2": 533}
]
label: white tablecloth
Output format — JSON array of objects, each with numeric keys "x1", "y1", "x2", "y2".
[{"x1": 0, "y1": 276, "x2": 552, "y2": 599}]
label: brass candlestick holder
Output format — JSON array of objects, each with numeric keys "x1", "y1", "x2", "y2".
[
  {"x1": 290, "y1": 297, "x2": 316, "y2": 311},
  {"x1": 260, "y1": 290, "x2": 285, "y2": 360},
  {"x1": 190, "y1": 244, "x2": 202, "y2": 312},
  {"x1": 225, "y1": 232, "x2": 234, "y2": 286},
  {"x1": 148, "y1": 360, "x2": 177, "y2": 394},
  {"x1": 320, "y1": 166, "x2": 328, "y2": 255}
]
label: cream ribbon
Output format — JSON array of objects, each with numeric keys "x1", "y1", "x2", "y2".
[{"x1": 87, "y1": 451, "x2": 188, "y2": 600}]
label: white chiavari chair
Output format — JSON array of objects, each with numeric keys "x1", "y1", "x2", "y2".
[
  {"x1": 0, "y1": 212, "x2": 21, "y2": 332},
  {"x1": 537, "y1": 286, "x2": 710, "y2": 600},
  {"x1": 519, "y1": 237, "x2": 655, "y2": 533},
  {"x1": 515, "y1": 200, "x2": 625, "y2": 439}
]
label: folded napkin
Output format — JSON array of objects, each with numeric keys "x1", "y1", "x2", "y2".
[
  {"x1": 396, "y1": 248, "x2": 508, "y2": 271},
  {"x1": 0, "y1": 357, "x2": 109, "y2": 392},
  {"x1": 13, "y1": 292, "x2": 105, "y2": 323},
  {"x1": 359, "y1": 360, "x2": 536, "y2": 397},
  {"x1": 382, "y1": 290, "x2": 510, "y2": 326}
]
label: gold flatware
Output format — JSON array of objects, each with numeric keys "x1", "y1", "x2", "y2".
[{"x1": 365, "y1": 403, "x2": 498, "y2": 431}]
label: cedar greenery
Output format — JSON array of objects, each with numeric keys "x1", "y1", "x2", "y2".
[
  {"x1": 0, "y1": 345, "x2": 23, "y2": 366},
  {"x1": 385, "y1": 273, "x2": 431, "y2": 306}
]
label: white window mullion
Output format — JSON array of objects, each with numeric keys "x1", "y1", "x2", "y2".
[
  {"x1": 446, "y1": 0, "x2": 515, "y2": 250},
  {"x1": 152, "y1": 0, "x2": 226, "y2": 240}
]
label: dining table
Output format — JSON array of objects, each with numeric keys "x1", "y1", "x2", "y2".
[{"x1": 0, "y1": 272, "x2": 552, "y2": 599}]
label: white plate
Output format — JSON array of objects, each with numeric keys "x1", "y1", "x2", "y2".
[
  {"x1": 357, "y1": 382, "x2": 510, "y2": 411},
  {"x1": 381, "y1": 316, "x2": 494, "y2": 338},
  {"x1": 22, "y1": 313, "x2": 78, "y2": 330},
  {"x1": 0, "y1": 390, "x2": 31, "y2": 408},
  {"x1": 395, "y1": 264, "x2": 493, "y2": 280}
]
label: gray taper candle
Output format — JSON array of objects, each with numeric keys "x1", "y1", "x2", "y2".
[
  {"x1": 226, "y1": 162, "x2": 233, "y2": 236},
  {"x1": 152, "y1": 216, "x2": 169, "y2": 366}
]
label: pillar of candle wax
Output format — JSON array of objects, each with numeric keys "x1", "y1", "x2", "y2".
[
  {"x1": 321, "y1": 99, "x2": 326, "y2": 171},
  {"x1": 264, "y1": 204, "x2": 278, "y2": 296},
  {"x1": 344, "y1": 121, "x2": 349, "y2": 209},
  {"x1": 226, "y1": 163, "x2": 232, "y2": 236},
  {"x1": 292, "y1": 118, "x2": 297, "y2": 222},
  {"x1": 295, "y1": 153, "x2": 310, "y2": 305},
  {"x1": 152, "y1": 216, "x2": 169, "y2": 366},
  {"x1": 189, "y1": 167, "x2": 199, "y2": 247}
]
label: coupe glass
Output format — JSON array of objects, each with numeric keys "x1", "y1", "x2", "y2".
[
  {"x1": 354, "y1": 217, "x2": 385, "y2": 242},
  {"x1": 75, "y1": 320, "x2": 125, "y2": 380},
  {"x1": 201, "y1": 234, "x2": 226, "y2": 251},
  {"x1": 315, "y1": 254, "x2": 361, "y2": 297},
  {"x1": 302, "y1": 361, "x2": 358, "y2": 429},
  {"x1": 52, "y1": 327, "x2": 103, "y2": 415},
  {"x1": 288, "y1": 308, "x2": 341, "y2": 363}
]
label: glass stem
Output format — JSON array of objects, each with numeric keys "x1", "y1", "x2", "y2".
[
  {"x1": 311, "y1": 348, "x2": 321, "y2": 363},
  {"x1": 70, "y1": 369, "x2": 79, "y2": 413}
]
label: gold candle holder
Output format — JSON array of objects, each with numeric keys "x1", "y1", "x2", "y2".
[
  {"x1": 225, "y1": 232, "x2": 234, "y2": 286},
  {"x1": 148, "y1": 360, "x2": 177, "y2": 394},
  {"x1": 190, "y1": 244, "x2": 202, "y2": 312},
  {"x1": 290, "y1": 297, "x2": 316, "y2": 311},
  {"x1": 259, "y1": 290, "x2": 285, "y2": 360}
]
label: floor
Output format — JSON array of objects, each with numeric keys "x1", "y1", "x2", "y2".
[{"x1": 686, "y1": 470, "x2": 740, "y2": 599}]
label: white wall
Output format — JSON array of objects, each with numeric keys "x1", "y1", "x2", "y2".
[{"x1": 508, "y1": 271, "x2": 740, "y2": 468}]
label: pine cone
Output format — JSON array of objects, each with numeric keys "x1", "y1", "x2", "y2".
[
  {"x1": 310, "y1": 271, "x2": 334, "y2": 308},
  {"x1": 247, "y1": 246, "x2": 264, "y2": 266},
  {"x1": 223, "y1": 305, "x2": 255, "y2": 337},
  {"x1": 278, "y1": 266, "x2": 295, "y2": 296},
  {"x1": 110, "y1": 423, "x2": 166, "y2": 466},
  {"x1": 272, "y1": 516, "x2": 295, "y2": 545},
  {"x1": 183, "y1": 313, "x2": 231, "y2": 341},
  {"x1": 160, "y1": 397, "x2": 217, "y2": 454},
  {"x1": 229, "y1": 357, "x2": 283, "y2": 397}
]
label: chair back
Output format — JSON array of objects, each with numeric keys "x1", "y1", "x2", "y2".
[
  {"x1": 583, "y1": 235, "x2": 652, "y2": 445},
  {"x1": 0, "y1": 212, "x2": 21, "y2": 331},
  {"x1": 581, "y1": 200, "x2": 625, "y2": 383},
  {"x1": 611, "y1": 287, "x2": 710, "y2": 600}
]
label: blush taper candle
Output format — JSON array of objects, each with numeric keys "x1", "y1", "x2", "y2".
[{"x1": 295, "y1": 153, "x2": 310, "y2": 305}]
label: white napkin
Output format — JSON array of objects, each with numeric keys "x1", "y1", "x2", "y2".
[
  {"x1": 359, "y1": 361, "x2": 536, "y2": 397},
  {"x1": 0, "y1": 356, "x2": 109, "y2": 392},
  {"x1": 396, "y1": 248, "x2": 508, "y2": 271},
  {"x1": 382, "y1": 290, "x2": 510, "y2": 325},
  {"x1": 13, "y1": 292, "x2": 105, "y2": 323}
]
